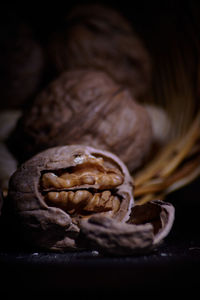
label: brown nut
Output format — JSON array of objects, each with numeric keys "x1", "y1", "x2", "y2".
[
  {"x1": 8, "y1": 145, "x2": 134, "y2": 251},
  {"x1": 0, "y1": 189, "x2": 3, "y2": 216},
  {"x1": 79, "y1": 215, "x2": 154, "y2": 256},
  {"x1": 48, "y1": 3, "x2": 151, "y2": 100},
  {"x1": 8, "y1": 70, "x2": 153, "y2": 171}
]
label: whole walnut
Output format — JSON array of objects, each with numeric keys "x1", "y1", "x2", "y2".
[
  {"x1": 48, "y1": 3, "x2": 151, "y2": 99},
  {"x1": 0, "y1": 110, "x2": 21, "y2": 192},
  {"x1": 0, "y1": 190, "x2": 3, "y2": 217},
  {"x1": 0, "y1": 21, "x2": 45, "y2": 109},
  {"x1": 8, "y1": 70, "x2": 153, "y2": 172},
  {"x1": 8, "y1": 145, "x2": 134, "y2": 251}
]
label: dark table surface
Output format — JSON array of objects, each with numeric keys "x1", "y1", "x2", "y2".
[{"x1": 0, "y1": 179, "x2": 200, "y2": 298}]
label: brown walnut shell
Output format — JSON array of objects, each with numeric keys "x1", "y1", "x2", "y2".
[
  {"x1": 8, "y1": 70, "x2": 153, "y2": 171},
  {"x1": 79, "y1": 215, "x2": 154, "y2": 256},
  {"x1": 128, "y1": 200, "x2": 175, "y2": 245},
  {"x1": 8, "y1": 145, "x2": 134, "y2": 251},
  {"x1": 48, "y1": 3, "x2": 151, "y2": 99},
  {"x1": 79, "y1": 200, "x2": 175, "y2": 255}
]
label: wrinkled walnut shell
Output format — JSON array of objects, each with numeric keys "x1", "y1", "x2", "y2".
[
  {"x1": 79, "y1": 200, "x2": 175, "y2": 255},
  {"x1": 8, "y1": 70, "x2": 153, "y2": 171},
  {"x1": 48, "y1": 3, "x2": 151, "y2": 99},
  {"x1": 8, "y1": 145, "x2": 134, "y2": 251},
  {"x1": 79, "y1": 215, "x2": 154, "y2": 255}
]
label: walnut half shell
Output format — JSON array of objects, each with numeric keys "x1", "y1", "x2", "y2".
[
  {"x1": 79, "y1": 200, "x2": 175, "y2": 255},
  {"x1": 8, "y1": 145, "x2": 134, "y2": 251}
]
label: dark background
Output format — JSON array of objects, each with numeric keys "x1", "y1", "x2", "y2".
[
  {"x1": 0, "y1": 0, "x2": 200, "y2": 297},
  {"x1": 1, "y1": 0, "x2": 200, "y2": 38}
]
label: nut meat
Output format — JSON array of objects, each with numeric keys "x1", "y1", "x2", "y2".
[
  {"x1": 8, "y1": 70, "x2": 153, "y2": 171},
  {"x1": 8, "y1": 145, "x2": 134, "y2": 251}
]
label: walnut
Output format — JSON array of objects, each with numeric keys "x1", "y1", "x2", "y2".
[
  {"x1": 79, "y1": 200, "x2": 175, "y2": 255},
  {"x1": 145, "y1": 104, "x2": 171, "y2": 147},
  {"x1": 8, "y1": 70, "x2": 153, "y2": 172},
  {"x1": 0, "y1": 110, "x2": 21, "y2": 192},
  {"x1": 0, "y1": 143, "x2": 18, "y2": 192},
  {"x1": 0, "y1": 110, "x2": 22, "y2": 141},
  {"x1": 47, "y1": 3, "x2": 151, "y2": 99},
  {"x1": 0, "y1": 190, "x2": 3, "y2": 216},
  {"x1": 0, "y1": 21, "x2": 44, "y2": 109},
  {"x1": 8, "y1": 145, "x2": 134, "y2": 251}
]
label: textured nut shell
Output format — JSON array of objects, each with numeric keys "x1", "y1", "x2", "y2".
[
  {"x1": 79, "y1": 215, "x2": 154, "y2": 255},
  {"x1": 8, "y1": 145, "x2": 134, "y2": 251},
  {"x1": 48, "y1": 4, "x2": 151, "y2": 99},
  {"x1": 79, "y1": 200, "x2": 175, "y2": 255},
  {"x1": 9, "y1": 70, "x2": 153, "y2": 171},
  {"x1": 129, "y1": 200, "x2": 175, "y2": 245}
]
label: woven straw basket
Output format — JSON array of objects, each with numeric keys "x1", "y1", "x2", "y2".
[{"x1": 133, "y1": 2, "x2": 200, "y2": 205}]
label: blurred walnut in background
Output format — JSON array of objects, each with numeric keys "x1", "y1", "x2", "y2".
[
  {"x1": 47, "y1": 3, "x2": 152, "y2": 100},
  {"x1": 8, "y1": 70, "x2": 153, "y2": 172},
  {"x1": 0, "y1": 18, "x2": 45, "y2": 109},
  {"x1": 0, "y1": 110, "x2": 21, "y2": 193}
]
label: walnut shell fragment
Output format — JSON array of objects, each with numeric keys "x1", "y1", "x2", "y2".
[
  {"x1": 129, "y1": 200, "x2": 175, "y2": 245},
  {"x1": 48, "y1": 3, "x2": 151, "y2": 99},
  {"x1": 79, "y1": 200, "x2": 175, "y2": 255},
  {"x1": 79, "y1": 216, "x2": 154, "y2": 256},
  {"x1": 8, "y1": 145, "x2": 134, "y2": 251},
  {"x1": 8, "y1": 70, "x2": 153, "y2": 171}
]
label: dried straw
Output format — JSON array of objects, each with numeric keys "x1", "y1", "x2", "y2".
[{"x1": 133, "y1": 3, "x2": 200, "y2": 204}]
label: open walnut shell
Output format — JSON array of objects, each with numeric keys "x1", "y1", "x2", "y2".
[
  {"x1": 8, "y1": 69, "x2": 153, "y2": 171},
  {"x1": 8, "y1": 145, "x2": 134, "y2": 251},
  {"x1": 48, "y1": 4, "x2": 151, "y2": 100},
  {"x1": 79, "y1": 200, "x2": 175, "y2": 255}
]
